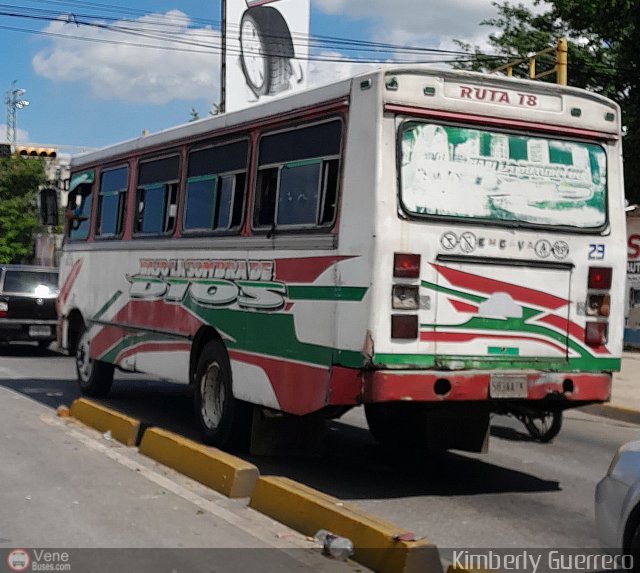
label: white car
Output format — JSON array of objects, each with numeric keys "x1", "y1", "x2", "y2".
[{"x1": 596, "y1": 440, "x2": 640, "y2": 558}]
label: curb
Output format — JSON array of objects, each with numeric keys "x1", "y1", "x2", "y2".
[
  {"x1": 249, "y1": 475, "x2": 442, "y2": 573},
  {"x1": 69, "y1": 398, "x2": 141, "y2": 446},
  {"x1": 580, "y1": 404, "x2": 640, "y2": 426},
  {"x1": 67, "y1": 401, "x2": 442, "y2": 572},
  {"x1": 139, "y1": 427, "x2": 259, "y2": 499}
]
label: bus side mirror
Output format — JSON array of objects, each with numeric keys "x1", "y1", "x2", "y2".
[{"x1": 39, "y1": 188, "x2": 59, "y2": 226}]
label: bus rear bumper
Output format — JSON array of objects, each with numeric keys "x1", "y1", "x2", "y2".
[{"x1": 360, "y1": 370, "x2": 612, "y2": 404}]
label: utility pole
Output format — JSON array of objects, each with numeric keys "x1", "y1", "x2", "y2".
[
  {"x1": 5, "y1": 81, "x2": 29, "y2": 147},
  {"x1": 491, "y1": 37, "x2": 568, "y2": 85},
  {"x1": 220, "y1": 0, "x2": 227, "y2": 114}
]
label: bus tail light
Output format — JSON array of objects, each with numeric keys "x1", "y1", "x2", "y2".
[
  {"x1": 585, "y1": 322, "x2": 608, "y2": 347},
  {"x1": 394, "y1": 253, "x2": 420, "y2": 278},
  {"x1": 0, "y1": 302, "x2": 7, "y2": 318},
  {"x1": 392, "y1": 285, "x2": 419, "y2": 310},
  {"x1": 586, "y1": 266, "x2": 611, "y2": 347},
  {"x1": 587, "y1": 294, "x2": 610, "y2": 317},
  {"x1": 588, "y1": 267, "x2": 612, "y2": 290},
  {"x1": 391, "y1": 314, "x2": 418, "y2": 339}
]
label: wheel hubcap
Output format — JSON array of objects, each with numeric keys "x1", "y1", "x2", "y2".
[
  {"x1": 527, "y1": 413, "x2": 553, "y2": 436},
  {"x1": 76, "y1": 332, "x2": 92, "y2": 382},
  {"x1": 200, "y1": 362, "x2": 226, "y2": 430}
]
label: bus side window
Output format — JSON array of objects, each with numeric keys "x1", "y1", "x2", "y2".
[
  {"x1": 183, "y1": 140, "x2": 248, "y2": 234},
  {"x1": 255, "y1": 168, "x2": 278, "y2": 227},
  {"x1": 96, "y1": 165, "x2": 128, "y2": 238},
  {"x1": 67, "y1": 183, "x2": 93, "y2": 241},
  {"x1": 134, "y1": 155, "x2": 180, "y2": 236},
  {"x1": 253, "y1": 120, "x2": 342, "y2": 232}
]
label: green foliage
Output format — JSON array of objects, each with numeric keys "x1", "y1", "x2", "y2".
[
  {"x1": 0, "y1": 156, "x2": 46, "y2": 263},
  {"x1": 455, "y1": 0, "x2": 640, "y2": 201}
]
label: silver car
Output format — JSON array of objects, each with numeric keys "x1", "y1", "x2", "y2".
[{"x1": 596, "y1": 440, "x2": 640, "y2": 558}]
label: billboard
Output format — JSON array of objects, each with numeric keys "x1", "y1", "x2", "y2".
[
  {"x1": 626, "y1": 217, "x2": 640, "y2": 345},
  {"x1": 225, "y1": 0, "x2": 310, "y2": 113}
]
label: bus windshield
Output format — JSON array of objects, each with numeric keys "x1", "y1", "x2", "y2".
[{"x1": 400, "y1": 121, "x2": 607, "y2": 229}]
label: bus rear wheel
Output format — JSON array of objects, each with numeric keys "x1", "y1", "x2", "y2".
[
  {"x1": 75, "y1": 324, "x2": 114, "y2": 397},
  {"x1": 193, "y1": 340, "x2": 251, "y2": 450}
]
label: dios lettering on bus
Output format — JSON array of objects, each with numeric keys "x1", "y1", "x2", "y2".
[{"x1": 130, "y1": 258, "x2": 286, "y2": 310}]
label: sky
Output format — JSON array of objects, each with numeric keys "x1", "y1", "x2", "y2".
[{"x1": 0, "y1": 0, "x2": 538, "y2": 152}]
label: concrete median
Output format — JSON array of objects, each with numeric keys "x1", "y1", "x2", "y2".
[
  {"x1": 69, "y1": 398, "x2": 141, "y2": 446},
  {"x1": 249, "y1": 475, "x2": 442, "y2": 573},
  {"x1": 138, "y1": 427, "x2": 259, "y2": 498}
]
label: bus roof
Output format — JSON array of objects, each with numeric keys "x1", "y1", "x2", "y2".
[{"x1": 70, "y1": 65, "x2": 620, "y2": 169}]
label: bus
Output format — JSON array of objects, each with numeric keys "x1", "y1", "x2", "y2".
[{"x1": 58, "y1": 66, "x2": 625, "y2": 452}]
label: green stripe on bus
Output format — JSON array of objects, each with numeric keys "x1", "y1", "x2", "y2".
[
  {"x1": 287, "y1": 285, "x2": 368, "y2": 301},
  {"x1": 92, "y1": 290, "x2": 122, "y2": 321},
  {"x1": 488, "y1": 346, "x2": 519, "y2": 356},
  {"x1": 182, "y1": 294, "x2": 364, "y2": 368},
  {"x1": 372, "y1": 353, "x2": 620, "y2": 372}
]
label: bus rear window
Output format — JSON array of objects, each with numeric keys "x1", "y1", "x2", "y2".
[{"x1": 399, "y1": 122, "x2": 607, "y2": 229}]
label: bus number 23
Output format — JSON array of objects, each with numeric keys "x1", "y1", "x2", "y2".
[{"x1": 589, "y1": 244, "x2": 605, "y2": 260}]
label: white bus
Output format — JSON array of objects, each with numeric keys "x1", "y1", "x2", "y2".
[{"x1": 58, "y1": 66, "x2": 625, "y2": 451}]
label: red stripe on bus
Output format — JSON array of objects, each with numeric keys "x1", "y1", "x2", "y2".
[
  {"x1": 90, "y1": 325, "x2": 124, "y2": 360},
  {"x1": 228, "y1": 350, "x2": 330, "y2": 415},
  {"x1": 432, "y1": 264, "x2": 568, "y2": 310},
  {"x1": 112, "y1": 300, "x2": 203, "y2": 336},
  {"x1": 538, "y1": 314, "x2": 610, "y2": 355},
  {"x1": 274, "y1": 256, "x2": 355, "y2": 283},
  {"x1": 58, "y1": 259, "x2": 83, "y2": 307}
]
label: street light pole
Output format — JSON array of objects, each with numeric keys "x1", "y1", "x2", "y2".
[{"x1": 5, "y1": 80, "x2": 29, "y2": 147}]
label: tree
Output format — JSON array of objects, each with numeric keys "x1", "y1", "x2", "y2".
[
  {"x1": 455, "y1": 0, "x2": 640, "y2": 202},
  {"x1": 0, "y1": 156, "x2": 46, "y2": 263}
]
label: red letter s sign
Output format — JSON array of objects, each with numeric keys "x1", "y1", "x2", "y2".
[{"x1": 628, "y1": 234, "x2": 640, "y2": 259}]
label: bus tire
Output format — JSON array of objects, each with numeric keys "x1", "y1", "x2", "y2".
[
  {"x1": 75, "y1": 324, "x2": 114, "y2": 397},
  {"x1": 193, "y1": 340, "x2": 251, "y2": 450},
  {"x1": 522, "y1": 410, "x2": 563, "y2": 442},
  {"x1": 239, "y1": 6, "x2": 293, "y2": 97}
]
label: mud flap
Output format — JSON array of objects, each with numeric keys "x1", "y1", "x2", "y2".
[{"x1": 425, "y1": 407, "x2": 490, "y2": 453}]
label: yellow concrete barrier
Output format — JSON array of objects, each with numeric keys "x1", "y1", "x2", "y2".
[
  {"x1": 139, "y1": 427, "x2": 259, "y2": 498},
  {"x1": 249, "y1": 476, "x2": 442, "y2": 573},
  {"x1": 69, "y1": 398, "x2": 141, "y2": 446}
]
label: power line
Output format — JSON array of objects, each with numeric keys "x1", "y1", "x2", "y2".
[{"x1": 0, "y1": 2, "x2": 505, "y2": 63}]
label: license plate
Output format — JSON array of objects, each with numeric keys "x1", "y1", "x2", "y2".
[
  {"x1": 29, "y1": 325, "x2": 51, "y2": 338},
  {"x1": 489, "y1": 374, "x2": 528, "y2": 398}
]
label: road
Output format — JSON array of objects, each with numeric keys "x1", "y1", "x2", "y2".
[
  {"x1": 1, "y1": 343, "x2": 639, "y2": 564},
  {"x1": 0, "y1": 344, "x2": 361, "y2": 573}
]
